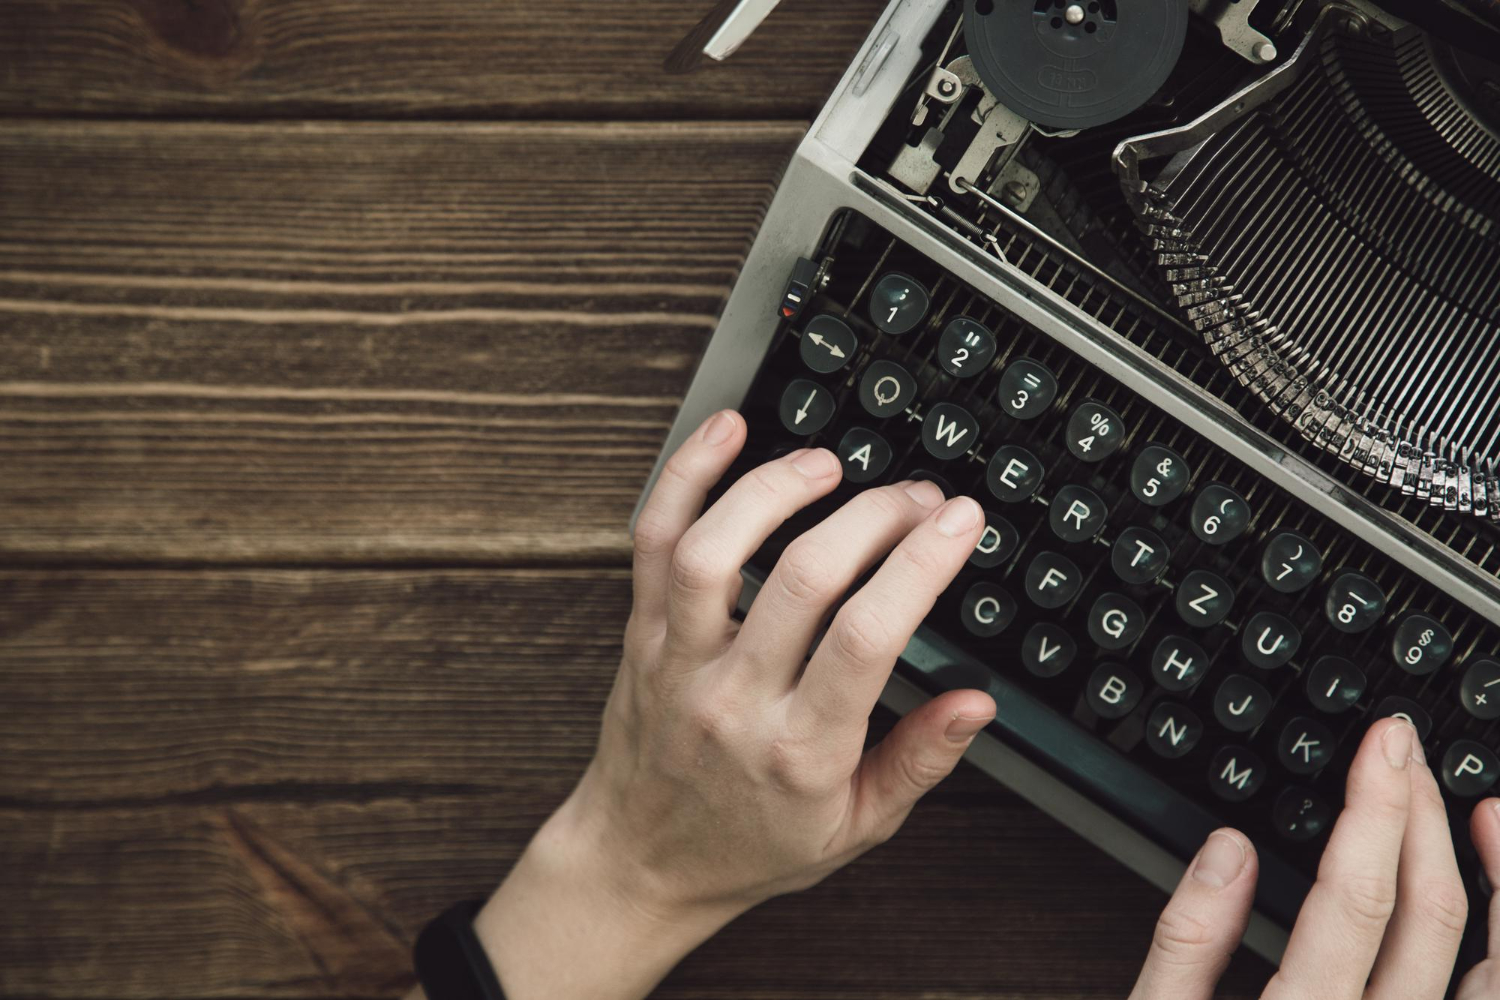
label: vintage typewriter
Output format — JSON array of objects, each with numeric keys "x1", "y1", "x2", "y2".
[{"x1": 640, "y1": 0, "x2": 1500, "y2": 977}]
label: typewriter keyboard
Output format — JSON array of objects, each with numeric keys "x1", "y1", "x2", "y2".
[{"x1": 719, "y1": 210, "x2": 1500, "y2": 931}]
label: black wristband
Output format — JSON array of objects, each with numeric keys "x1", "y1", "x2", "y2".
[{"x1": 413, "y1": 899, "x2": 507, "y2": 1000}]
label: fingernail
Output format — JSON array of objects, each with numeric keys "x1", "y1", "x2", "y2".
[
  {"x1": 792, "y1": 449, "x2": 839, "y2": 479},
  {"x1": 1192, "y1": 832, "x2": 1247, "y2": 889},
  {"x1": 1384, "y1": 721, "x2": 1415, "y2": 769},
  {"x1": 1491, "y1": 800, "x2": 1500, "y2": 824},
  {"x1": 702, "y1": 410, "x2": 736, "y2": 446},
  {"x1": 902, "y1": 479, "x2": 944, "y2": 508},
  {"x1": 936, "y1": 497, "x2": 980, "y2": 537},
  {"x1": 946, "y1": 713, "x2": 992, "y2": 743}
]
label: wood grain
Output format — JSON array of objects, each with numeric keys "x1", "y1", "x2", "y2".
[
  {"x1": 0, "y1": 568, "x2": 1271, "y2": 999},
  {"x1": 0, "y1": 121, "x2": 802, "y2": 565},
  {"x1": 0, "y1": 0, "x2": 887, "y2": 119}
]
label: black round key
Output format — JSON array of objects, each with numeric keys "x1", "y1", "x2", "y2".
[
  {"x1": 836, "y1": 427, "x2": 891, "y2": 485},
  {"x1": 1112, "y1": 527, "x2": 1169, "y2": 585},
  {"x1": 1273, "y1": 787, "x2": 1332, "y2": 842},
  {"x1": 1213, "y1": 674, "x2": 1271, "y2": 733},
  {"x1": 1130, "y1": 445, "x2": 1190, "y2": 507},
  {"x1": 1050, "y1": 485, "x2": 1108, "y2": 543},
  {"x1": 1066, "y1": 400, "x2": 1125, "y2": 463},
  {"x1": 859, "y1": 360, "x2": 917, "y2": 419},
  {"x1": 1373, "y1": 696, "x2": 1433, "y2": 740},
  {"x1": 1277, "y1": 716, "x2": 1335, "y2": 775},
  {"x1": 1024, "y1": 551, "x2": 1081, "y2": 609},
  {"x1": 1021, "y1": 622, "x2": 1076, "y2": 677},
  {"x1": 1190, "y1": 483, "x2": 1251, "y2": 545},
  {"x1": 1177, "y1": 570, "x2": 1233, "y2": 628},
  {"x1": 997, "y1": 358, "x2": 1058, "y2": 421},
  {"x1": 922, "y1": 402, "x2": 979, "y2": 461},
  {"x1": 961, "y1": 582, "x2": 1016, "y2": 638},
  {"x1": 869, "y1": 272, "x2": 929, "y2": 335},
  {"x1": 1325, "y1": 571, "x2": 1386, "y2": 633},
  {"x1": 799, "y1": 314, "x2": 858, "y2": 374},
  {"x1": 1391, "y1": 612, "x2": 1453, "y2": 676},
  {"x1": 1460, "y1": 659, "x2": 1500, "y2": 720},
  {"x1": 1151, "y1": 635, "x2": 1208, "y2": 692},
  {"x1": 987, "y1": 446, "x2": 1043, "y2": 503},
  {"x1": 1086, "y1": 663, "x2": 1143, "y2": 719},
  {"x1": 1088, "y1": 593, "x2": 1145, "y2": 651},
  {"x1": 1306, "y1": 655, "x2": 1365, "y2": 714},
  {"x1": 937, "y1": 318, "x2": 997, "y2": 379},
  {"x1": 1146, "y1": 702, "x2": 1203, "y2": 759},
  {"x1": 909, "y1": 468, "x2": 954, "y2": 499},
  {"x1": 779, "y1": 378, "x2": 836, "y2": 435},
  {"x1": 1443, "y1": 740, "x2": 1500, "y2": 797},
  {"x1": 1261, "y1": 531, "x2": 1322, "y2": 593},
  {"x1": 1241, "y1": 611, "x2": 1300, "y2": 670},
  {"x1": 970, "y1": 512, "x2": 1018, "y2": 569},
  {"x1": 1209, "y1": 745, "x2": 1266, "y2": 802}
]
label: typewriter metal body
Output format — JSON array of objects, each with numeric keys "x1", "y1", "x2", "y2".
[{"x1": 639, "y1": 0, "x2": 1500, "y2": 976}]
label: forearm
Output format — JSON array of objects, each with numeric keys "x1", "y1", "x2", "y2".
[{"x1": 471, "y1": 796, "x2": 742, "y2": 1000}]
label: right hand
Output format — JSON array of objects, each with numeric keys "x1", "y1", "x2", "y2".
[{"x1": 1128, "y1": 716, "x2": 1500, "y2": 999}]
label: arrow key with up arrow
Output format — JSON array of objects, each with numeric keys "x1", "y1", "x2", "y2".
[
  {"x1": 798, "y1": 314, "x2": 858, "y2": 374},
  {"x1": 778, "y1": 379, "x2": 836, "y2": 437}
]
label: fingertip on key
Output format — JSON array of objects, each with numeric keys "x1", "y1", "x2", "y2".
[
  {"x1": 936, "y1": 496, "x2": 981, "y2": 537},
  {"x1": 791, "y1": 448, "x2": 840, "y2": 479},
  {"x1": 1383, "y1": 719, "x2": 1416, "y2": 770},
  {"x1": 902, "y1": 479, "x2": 944, "y2": 508}
]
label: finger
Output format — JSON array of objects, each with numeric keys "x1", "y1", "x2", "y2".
[
  {"x1": 1470, "y1": 796, "x2": 1500, "y2": 955},
  {"x1": 631, "y1": 410, "x2": 746, "y2": 627},
  {"x1": 1270, "y1": 718, "x2": 1417, "y2": 999},
  {"x1": 664, "y1": 446, "x2": 842, "y2": 659},
  {"x1": 794, "y1": 495, "x2": 985, "y2": 734},
  {"x1": 849, "y1": 687, "x2": 996, "y2": 842},
  {"x1": 1455, "y1": 799, "x2": 1500, "y2": 1000},
  {"x1": 735, "y1": 479, "x2": 945, "y2": 690},
  {"x1": 1127, "y1": 829, "x2": 1258, "y2": 1000},
  {"x1": 1366, "y1": 742, "x2": 1467, "y2": 1000}
]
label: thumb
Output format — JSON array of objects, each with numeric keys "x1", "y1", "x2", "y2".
[
  {"x1": 852, "y1": 688, "x2": 995, "y2": 843},
  {"x1": 1129, "y1": 829, "x2": 1258, "y2": 1000}
]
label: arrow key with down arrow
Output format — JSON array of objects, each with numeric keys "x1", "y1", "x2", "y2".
[{"x1": 778, "y1": 379, "x2": 836, "y2": 437}]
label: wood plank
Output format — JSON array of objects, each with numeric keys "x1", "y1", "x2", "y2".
[
  {"x1": 0, "y1": 567, "x2": 1269, "y2": 998},
  {"x1": 0, "y1": 0, "x2": 887, "y2": 119},
  {"x1": 0, "y1": 121, "x2": 803, "y2": 564}
]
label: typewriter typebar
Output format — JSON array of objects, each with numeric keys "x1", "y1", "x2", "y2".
[{"x1": 640, "y1": 0, "x2": 1500, "y2": 979}]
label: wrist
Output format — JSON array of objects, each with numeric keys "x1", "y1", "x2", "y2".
[{"x1": 473, "y1": 792, "x2": 743, "y2": 1000}]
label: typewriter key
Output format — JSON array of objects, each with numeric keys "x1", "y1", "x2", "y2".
[
  {"x1": 835, "y1": 427, "x2": 890, "y2": 485},
  {"x1": 961, "y1": 582, "x2": 1016, "y2": 638},
  {"x1": 970, "y1": 512, "x2": 1018, "y2": 569},
  {"x1": 1024, "y1": 551, "x2": 1081, "y2": 609},
  {"x1": 1390, "y1": 612, "x2": 1452, "y2": 676},
  {"x1": 1146, "y1": 702, "x2": 1202, "y2": 758},
  {"x1": 1087, "y1": 593, "x2": 1144, "y2": 651},
  {"x1": 1325, "y1": 572, "x2": 1386, "y2": 633},
  {"x1": 1021, "y1": 622, "x2": 1076, "y2": 677},
  {"x1": 1050, "y1": 484, "x2": 1107, "y2": 543},
  {"x1": 1066, "y1": 400, "x2": 1125, "y2": 463},
  {"x1": 1112, "y1": 527, "x2": 1169, "y2": 584},
  {"x1": 1277, "y1": 717, "x2": 1334, "y2": 775},
  {"x1": 1459, "y1": 659, "x2": 1500, "y2": 720},
  {"x1": 778, "y1": 379, "x2": 835, "y2": 436},
  {"x1": 1177, "y1": 569, "x2": 1234, "y2": 627},
  {"x1": 1151, "y1": 635, "x2": 1207, "y2": 692},
  {"x1": 858, "y1": 359, "x2": 916, "y2": 419},
  {"x1": 1372, "y1": 696, "x2": 1432, "y2": 740},
  {"x1": 1273, "y1": 788, "x2": 1331, "y2": 842},
  {"x1": 1086, "y1": 663, "x2": 1143, "y2": 719},
  {"x1": 996, "y1": 358, "x2": 1057, "y2": 420},
  {"x1": 937, "y1": 318, "x2": 996, "y2": 379},
  {"x1": 987, "y1": 445, "x2": 1043, "y2": 503},
  {"x1": 798, "y1": 314, "x2": 857, "y2": 374},
  {"x1": 1241, "y1": 611, "x2": 1300, "y2": 670},
  {"x1": 1130, "y1": 445, "x2": 1189, "y2": 506},
  {"x1": 1443, "y1": 741, "x2": 1500, "y2": 797},
  {"x1": 1191, "y1": 483, "x2": 1250, "y2": 545},
  {"x1": 1213, "y1": 674, "x2": 1271, "y2": 732},
  {"x1": 922, "y1": 403, "x2": 979, "y2": 461},
  {"x1": 1305, "y1": 656, "x2": 1364, "y2": 714},
  {"x1": 1209, "y1": 745, "x2": 1266, "y2": 802},
  {"x1": 869, "y1": 272, "x2": 929, "y2": 336},
  {"x1": 1261, "y1": 531, "x2": 1321, "y2": 593}
]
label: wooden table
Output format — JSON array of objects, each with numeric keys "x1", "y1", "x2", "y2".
[{"x1": 0, "y1": 3, "x2": 1271, "y2": 996}]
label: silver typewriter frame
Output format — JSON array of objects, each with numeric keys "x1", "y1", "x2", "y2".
[{"x1": 633, "y1": 0, "x2": 1500, "y2": 965}]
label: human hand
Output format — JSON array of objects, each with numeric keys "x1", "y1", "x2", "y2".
[
  {"x1": 473, "y1": 409, "x2": 995, "y2": 1000},
  {"x1": 1130, "y1": 716, "x2": 1500, "y2": 999}
]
